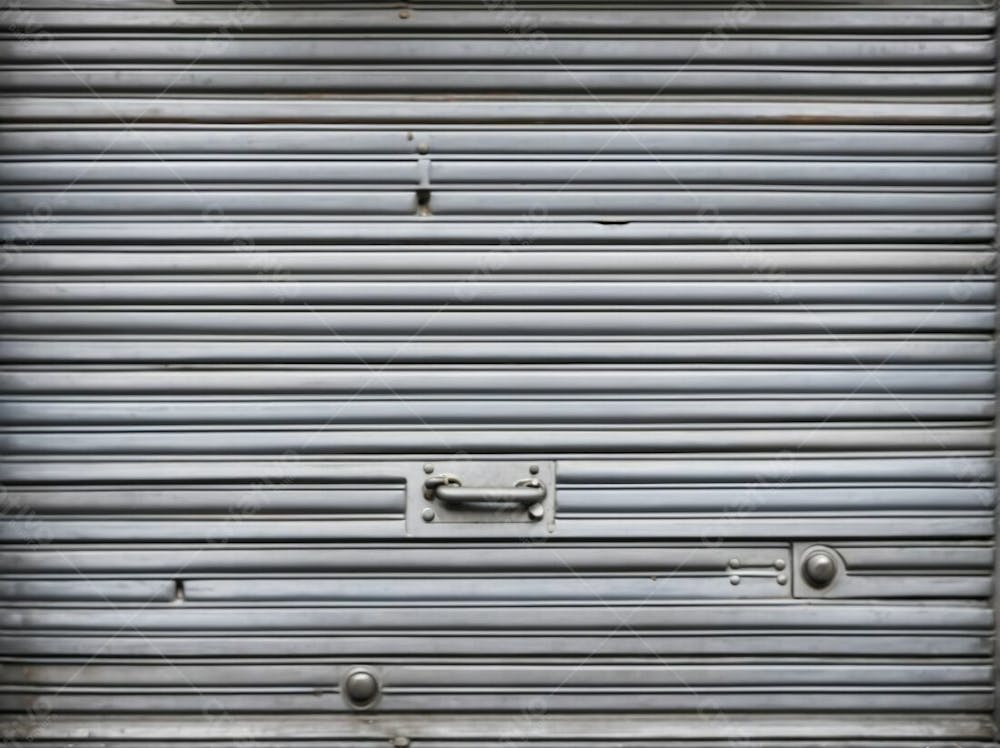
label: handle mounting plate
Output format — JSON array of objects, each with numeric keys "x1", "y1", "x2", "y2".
[{"x1": 406, "y1": 461, "x2": 556, "y2": 538}]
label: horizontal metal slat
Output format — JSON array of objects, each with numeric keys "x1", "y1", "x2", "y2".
[
  {"x1": 2, "y1": 249, "x2": 994, "y2": 275},
  {"x1": 0, "y1": 691, "x2": 991, "y2": 714},
  {"x1": 3, "y1": 397, "x2": 990, "y2": 425},
  {"x1": 5, "y1": 37, "x2": 994, "y2": 65},
  {"x1": 5, "y1": 190, "x2": 994, "y2": 217},
  {"x1": 1, "y1": 368, "x2": 994, "y2": 395},
  {"x1": 0, "y1": 576, "x2": 791, "y2": 603},
  {"x1": 2, "y1": 340, "x2": 994, "y2": 365},
  {"x1": 3, "y1": 98, "x2": 991, "y2": 125},
  {"x1": 8, "y1": 714, "x2": 994, "y2": 742},
  {"x1": 4, "y1": 128, "x2": 992, "y2": 157},
  {"x1": 559, "y1": 487, "x2": 995, "y2": 513},
  {"x1": 6, "y1": 662, "x2": 990, "y2": 688},
  {"x1": 0, "y1": 544, "x2": 787, "y2": 573},
  {"x1": 3, "y1": 310, "x2": 992, "y2": 336},
  {"x1": 558, "y1": 457, "x2": 997, "y2": 484},
  {"x1": 3, "y1": 457, "x2": 989, "y2": 485},
  {"x1": 8, "y1": 8, "x2": 995, "y2": 33},
  {"x1": 0, "y1": 629, "x2": 993, "y2": 661},
  {"x1": 5, "y1": 68, "x2": 993, "y2": 96},
  {"x1": 5, "y1": 159, "x2": 994, "y2": 187},
  {"x1": 0, "y1": 487, "x2": 404, "y2": 514},
  {"x1": 5, "y1": 221, "x2": 992, "y2": 244},
  {"x1": 3, "y1": 280, "x2": 992, "y2": 304},
  {"x1": 840, "y1": 545, "x2": 995, "y2": 570},
  {"x1": 2, "y1": 427, "x2": 993, "y2": 455},
  {"x1": 1, "y1": 603, "x2": 987, "y2": 631},
  {"x1": 1, "y1": 516, "x2": 992, "y2": 542},
  {"x1": 0, "y1": 633, "x2": 987, "y2": 658}
]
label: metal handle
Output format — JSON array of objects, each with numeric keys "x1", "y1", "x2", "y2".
[{"x1": 424, "y1": 474, "x2": 547, "y2": 519}]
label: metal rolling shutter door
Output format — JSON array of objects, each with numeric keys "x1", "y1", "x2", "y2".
[{"x1": 0, "y1": 1, "x2": 997, "y2": 745}]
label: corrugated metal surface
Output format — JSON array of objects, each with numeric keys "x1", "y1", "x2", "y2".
[{"x1": 0, "y1": 0, "x2": 997, "y2": 745}]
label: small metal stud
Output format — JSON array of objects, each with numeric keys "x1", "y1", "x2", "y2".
[
  {"x1": 417, "y1": 142, "x2": 430, "y2": 155},
  {"x1": 421, "y1": 507, "x2": 435, "y2": 523},
  {"x1": 729, "y1": 574, "x2": 740, "y2": 586},
  {"x1": 728, "y1": 558, "x2": 740, "y2": 569},
  {"x1": 399, "y1": 9, "x2": 411, "y2": 19},
  {"x1": 343, "y1": 669, "x2": 379, "y2": 708},
  {"x1": 802, "y1": 550, "x2": 837, "y2": 588},
  {"x1": 529, "y1": 464, "x2": 540, "y2": 474},
  {"x1": 776, "y1": 574, "x2": 788, "y2": 586},
  {"x1": 392, "y1": 739, "x2": 411, "y2": 748},
  {"x1": 527, "y1": 502, "x2": 545, "y2": 521},
  {"x1": 774, "y1": 559, "x2": 786, "y2": 571},
  {"x1": 423, "y1": 463, "x2": 434, "y2": 474}
]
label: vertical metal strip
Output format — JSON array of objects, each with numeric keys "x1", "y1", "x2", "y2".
[{"x1": 993, "y1": 1, "x2": 1000, "y2": 737}]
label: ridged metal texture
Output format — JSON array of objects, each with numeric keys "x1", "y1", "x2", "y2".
[{"x1": 0, "y1": 0, "x2": 997, "y2": 745}]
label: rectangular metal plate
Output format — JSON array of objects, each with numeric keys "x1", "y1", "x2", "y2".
[{"x1": 405, "y1": 460, "x2": 556, "y2": 538}]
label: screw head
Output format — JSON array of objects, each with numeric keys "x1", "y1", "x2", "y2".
[
  {"x1": 802, "y1": 551, "x2": 837, "y2": 588},
  {"x1": 776, "y1": 573, "x2": 788, "y2": 586},
  {"x1": 527, "y1": 502, "x2": 545, "y2": 521},
  {"x1": 423, "y1": 463, "x2": 434, "y2": 474},
  {"x1": 529, "y1": 464, "x2": 540, "y2": 474},
  {"x1": 417, "y1": 142, "x2": 429, "y2": 154},
  {"x1": 774, "y1": 559, "x2": 786, "y2": 571},
  {"x1": 729, "y1": 574, "x2": 740, "y2": 586},
  {"x1": 344, "y1": 669, "x2": 379, "y2": 708},
  {"x1": 421, "y1": 507, "x2": 435, "y2": 522},
  {"x1": 728, "y1": 558, "x2": 740, "y2": 569}
]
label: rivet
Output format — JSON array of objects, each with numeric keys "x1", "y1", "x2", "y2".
[
  {"x1": 776, "y1": 574, "x2": 788, "y2": 586},
  {"x1": 728, "y1": 558, "x2": 740, "y2": 569},
  {"x1": 421, "y1": 507, "x2": 435, "y2": 522},
  {"x1": 423, "y1": 463, "x2": 434, "y2": 474},
  {"x1": 529, "y1": 464, "x2": 540, "y2": 474},
  {"x1": 343, "y1": 669, "x2": 379, "y2": 709},
  {"x1": 802, "y1": 550, "x2": 837, "y2": 588},
  {"x1": 392, "y1": 739, "x2": 411, "y2": 748},
  {"x1": 774, "y1": 559, "x2": 786, "y2": 571},
  {"x1": 729, "y1": 574, "x2": 740, "y2": 586},
  {"x1": 399, "y1": 9, "x2": 411, "y2": 19},
  {"x1": 417, "y1": 142, "x2": 430, "y2": 155},
  {"x1": 527, "y1": 502, "x2": 545, "y2": 521}
]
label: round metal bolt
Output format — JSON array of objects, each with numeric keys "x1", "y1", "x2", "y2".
[
  {"x1": 344, "y1": 669, "x2": 379, "y2": 708},
  {"x1": 529, "y1": 464, "x2": 540, "y2": 475},
  {"x1": 398, "y1": 9, "x2": 411, "y2": 19},
  {"x1": 776, "y1": 574, "x2": 788, "y2": 586},
  {"x1": 774, "y1": 559, "x2": 786, "y2": 571},
  {"x1": 728, "y1": 558, "x2": 740, "y2": 569},
  {"x1": 392, "y1": 738, "x2": 411, "y2": 748},
  {"x1": 729, "y1": 574, "x2": 740, "y2": 586},
  {"x1": 802, "y1": 551, "x2": 837, "y2": 588},
  {"x1": 423, "y1": 463, "x2": 434, "y2": 474},
  {"x1": 417, "y1": 142, "x2": 430, "y2": 155},
  {"x1": 527, "y1": 502, "x2": 545, "y2": 521},
  {"x1": 421, "y1": 507, "x2": 435, "y2": 523}
]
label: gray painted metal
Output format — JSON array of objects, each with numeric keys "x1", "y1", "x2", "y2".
[{"x1": 0, "y1": 0, "x2": 997, "y2": 746}]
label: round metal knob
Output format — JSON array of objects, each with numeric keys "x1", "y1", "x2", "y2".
[
  {"x1": 802, "y1": 551, "x2": 837, "y2": 588},
  {"x1": 343, "y1": 669, "x2": 379, "y2": 708}
]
